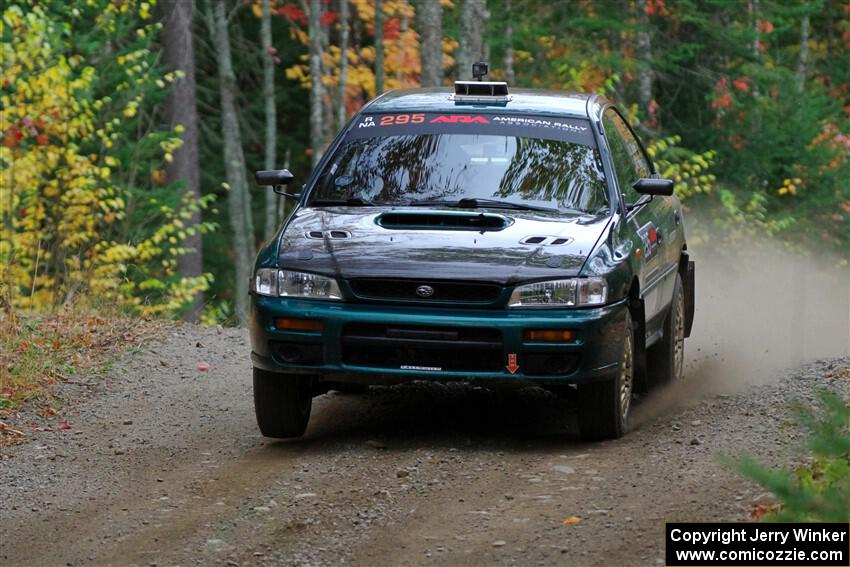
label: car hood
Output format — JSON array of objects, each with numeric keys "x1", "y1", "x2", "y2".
[{"x1": 277, "y1": 207, "x2": 611, "y2": 285}]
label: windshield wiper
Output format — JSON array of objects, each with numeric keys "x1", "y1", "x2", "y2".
[
  {"x1": 456, "y1": 198, "x2": 560, "y2": 212},
  {"x1": 309, "y1": 197, "x2": 375, "y2": 207},
  {"x1": 406, "y1": 198, "x2": 560, "y2": 213}
]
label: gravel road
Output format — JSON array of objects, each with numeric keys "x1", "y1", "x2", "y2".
[{"x1": 1, "y1": 321, "x2": 847, "y2": 567}]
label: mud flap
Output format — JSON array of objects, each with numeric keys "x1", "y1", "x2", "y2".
[
  {"x1": 683, "y1": 259, "x2": 695, "y2": 338},
  {"x1": 630, "y1": 296, "x2": 649, "y2": 393}
]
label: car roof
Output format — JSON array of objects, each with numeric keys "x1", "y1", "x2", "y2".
[{"x1": 361, "y1": 87, "x2": 608, "y2": 120}]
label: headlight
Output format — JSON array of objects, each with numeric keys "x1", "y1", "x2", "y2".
[
  {"x1": 508, "y1": 278, "x2": 607, "y2": 308},
  {"x1": 253, "y1": 269, "x2": 342, "y2": 300},
  {"x1": 254, "y1": 268, "x2": 278, "y2": 296}
]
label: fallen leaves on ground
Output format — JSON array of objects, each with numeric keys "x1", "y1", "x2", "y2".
[
  {"x1": 0, "y1": 311, "x2": 166, "y2": 445},
  {"x1": 1, "y1": 312, "x2": 165, "y2": 407},
  {"x1": 750, "y1": 502, "x2": 779, "y2": 520},
  {"x1": 0, "y1": 420, "x2": 27, "y2": 446},
  {"x1": 825, "y1": 367, "x2": 850, "y2": 381},
  {"x1": 562, "y1": 516, "x2": 582, "y2": 525}
]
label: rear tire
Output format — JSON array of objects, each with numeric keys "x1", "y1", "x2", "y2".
[
  {"x1": 253, "y1": 368, "x2": 313, "y2": 438},
  {"x1": 647, "y1": 273, "x2": 685, "y2": 387},
  {"x1": 578, "y1": 310, "x2": 634, "y2": 441}
]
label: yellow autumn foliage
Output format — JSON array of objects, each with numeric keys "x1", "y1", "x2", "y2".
[
  {"x1": 284, "y1": 0, "x2": 457, "y2": 110},
  {"x1": 0, "y1": 2, "x2": 213, "y2": 317},
  {"x1": 647, "y1": 136, "x2": 717, "y2": 200}
]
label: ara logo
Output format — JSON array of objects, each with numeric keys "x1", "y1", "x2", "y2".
[
  {"x1": 429, "y1": 115, "x2": 491, "y2": 124},
  {"x1": 358, "y1": 116, "x2": 376, "y2": 128}
]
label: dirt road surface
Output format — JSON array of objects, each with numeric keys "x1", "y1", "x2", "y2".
[{"x1": 1, "y1": 322, "x2": 847, "y2": 566}]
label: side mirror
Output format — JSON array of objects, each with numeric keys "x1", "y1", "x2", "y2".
[
  {"x1": 255, "y1": 169, "x2": 294, "y2": 186},
  {"x1": 255, "y1": 169, "x2": 299, "y2": 200},
  {"x1": 633, "y1": 178, "x2": 674, "y2": 196}
]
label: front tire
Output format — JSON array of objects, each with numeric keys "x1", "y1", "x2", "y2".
[
  {"x1": 253, "y1": 368, "x2": 313, "y2": 438},
  {"x1": 647, "y1": 273, "x2": 685, "y2": 387},
  {"x1": 578, "y1": 310, "x2": 634, "y2": 441}
]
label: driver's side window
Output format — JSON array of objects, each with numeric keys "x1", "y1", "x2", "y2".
[{"x1": 603, "y1": 109, "x2": 650, "y2": 207}]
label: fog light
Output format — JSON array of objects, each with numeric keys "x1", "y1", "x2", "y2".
[
  {"x1": 523, "y1": 329, "x2": 575, "y2": 342},
  {"x1": 273, "y1": 341, "x2": 323, "y2": 365},
  {"x1": 543, "y1": 354, "x2": 576, "y2": 374},
  {"x1": 274, "y1": 318, "x2": 324, "y2": 332},
  {"x1": 276, "y1": 343, "x2": 303, "y2": 363}
]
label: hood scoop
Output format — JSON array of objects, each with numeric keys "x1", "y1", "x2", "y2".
[{"x1": 375, "y1": 211, "x2": 511, "y2": 232}]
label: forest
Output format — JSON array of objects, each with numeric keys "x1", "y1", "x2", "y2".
[{"x1": 2, "y1": 0, "x2": 849, "y2": 324}]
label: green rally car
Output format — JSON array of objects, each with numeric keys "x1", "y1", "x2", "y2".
[{"x1": 249, "y1": 68, "x2": 695, "y2": 441}]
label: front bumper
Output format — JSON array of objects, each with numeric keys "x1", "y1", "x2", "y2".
[{"x1": 249, "y1": 296, "x2": 628, "y2": 385}]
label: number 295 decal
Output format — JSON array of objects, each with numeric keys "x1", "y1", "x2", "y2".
[{"x1": 378, "y1": 113, "x2": 426, "y2": 126}]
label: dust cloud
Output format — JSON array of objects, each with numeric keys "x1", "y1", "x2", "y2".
[{"x1": 631, "y1": 234, "x2": 850, "y2": 427}]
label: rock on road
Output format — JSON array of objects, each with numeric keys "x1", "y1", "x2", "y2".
[{"x1": 1, "y1": 324, "x2": 847, "y2": 566}]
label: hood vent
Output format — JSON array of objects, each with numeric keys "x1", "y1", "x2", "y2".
[
  {"x1": 521, "y1": 236, "x2": 546, "y2": 245},
  {"x1": 375, "y1": 211, "x2": 510, "y2": 232},
  {"x1": 305, "y1": 230, "x2": 351, "y2": 239},
  {"x1": 520, "y1": 235, "x2": 574, "y2": 246}
]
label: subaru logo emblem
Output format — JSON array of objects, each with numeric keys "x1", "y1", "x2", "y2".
[{"x1": 415, "y1": 285, "x2": 435, "y2": 298}]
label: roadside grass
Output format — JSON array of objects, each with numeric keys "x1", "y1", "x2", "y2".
[
  {"x1": 0, "y1": 308, "x2": 164, "y2": 444},
  {"x1": 739, "y1": 367, "x2": 850, "y2": 522}
]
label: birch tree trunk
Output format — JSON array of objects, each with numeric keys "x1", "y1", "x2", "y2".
[
  {"x1": 261, "y1": 0, "x2": 278, "y2": 239},
  {"x1": 338, "y1": 0, "x2": 350, "y2": 126},
  {"x1": 160, "y1": 0, "x2": 203, "y2": 322},
  {"x1": 321, "y1": 12, "x2": 335, "y2": 143},
  {"x1": 749, "y1": 0, "x2": 760, "y2": 59},
  {"x1": 276, "y1": 148, "x2": 292, "y2": 226},
  {"x1": 503, "y1": 0, "x2": 514, "y2": 84},
  {"x1": 395, "y1": 13, "x2": 408, "y2": 84},
  {"x1": 635, "y1": 1, "x2": 653, "y2": 119},
  {"x1": 207, "y1": 0, "x2": 255, "y2": 324},
  {"x1": 375, "y1": 0, "x2": 385, "y2": 94},
  {"x1": 458, "y1": 0, "x2": 489, "y2": 80},
  {"x1": 307, "y1": 0, "x2": 326, "y2": 166},
  {"x1": 748, "y1": 0, "x2": 761, "y2": 124},
  {"x1": 796, "y1": 12, "x2": 810, "y2": 93},
  {"x1": 417, "y1": 0, "x2": 442, "y2": 87}
]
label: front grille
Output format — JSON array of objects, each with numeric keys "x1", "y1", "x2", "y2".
[
  {"x1": 349, "y1": 278, "x2": 501, "y2": 303},
  {"x1": 341, "y1": 323, "x2": 503, "y2": 372}
]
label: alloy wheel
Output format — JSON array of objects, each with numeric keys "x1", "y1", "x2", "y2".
[
  {"x1": 620, "y1": 330, "x2": 634, "y2": 420},
  {"x1": 673, "y1": 289, "x2": 685, "y2": 380}
]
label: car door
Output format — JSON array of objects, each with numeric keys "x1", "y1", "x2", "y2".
[
  {"x1": 601, "y1": 108, "x2": 674, "y2": 333},
  {"x1": 614, "y1": 114, "x2": 683, "y2": 323}
]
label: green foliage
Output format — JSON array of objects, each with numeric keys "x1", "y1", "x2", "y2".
[
  {"x1": 739, "y1": 390, "x2": 850, "y2": 522},
  {"x1": 488, "y1": 0, "x2": 850, "y2": 253}
]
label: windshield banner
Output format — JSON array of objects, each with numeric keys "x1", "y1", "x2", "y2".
[{"x1": 346, "y1": 112, "x2": 596, "y2": 146}]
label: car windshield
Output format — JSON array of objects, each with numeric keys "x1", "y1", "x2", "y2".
[{"x1": 310, "y1": 133, "x2": 610, "y2": 214}]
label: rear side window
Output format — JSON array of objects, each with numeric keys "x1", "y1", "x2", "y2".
[{"x1": 602, "y1": 108, "x2": 651, "y2": 206}]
